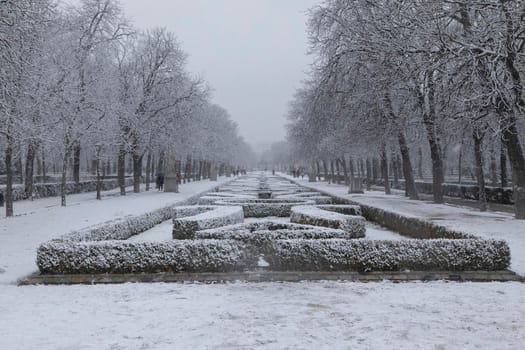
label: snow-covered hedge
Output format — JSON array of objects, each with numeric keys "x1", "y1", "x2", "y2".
[
  {"x1": 214, "y1": 198, "x2": 315, "y2": 217},
  {"x1": 195, "y1": 221, "x2": 350, "y2": 243},
  {"x1": 265, "y1": 238, "x2": 511, "y2": 272},
  {"x1": 359, "y1": 205, "x2": 473, "y2": 239},
  {"x1": 1, "y1": 178, "x2": 134, "y2": 202},
  {"x1": 290, "y1": 205, "x2": 366, "y2": 238},
  {"x1": 37, "y1": 239, "x2": 256, "y2": 274},
  {"x1": 275, "y1": 193, "x2": 333, "y2": 204},
  {"x1": 172, "y1": 205, "x2": 244, "y2": 239},
  {"x1": 52, "y1": 206, "x2": 175, "y2": 243},
  {"x1": 197, "y1": 193, "x2": 256, "y2": 205}
]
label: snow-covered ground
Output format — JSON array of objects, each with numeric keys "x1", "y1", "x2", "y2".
[{"x1": 1, "y1": 173, "x2": 524, "y2": 349}]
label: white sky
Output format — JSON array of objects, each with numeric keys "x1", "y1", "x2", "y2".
[{"x1": 118, "y1": 0, "x2": 320, "y2": 149}]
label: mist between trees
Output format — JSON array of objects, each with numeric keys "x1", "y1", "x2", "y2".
[
  {"x1": 262, "y1": 0, "x2": 525, "y2": 219},
  {"x1": 0, "y1": 0, "x2": 256, "y2": 217}
]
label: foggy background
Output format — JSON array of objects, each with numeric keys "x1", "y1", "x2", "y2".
[{"x1": 117, "y1": 0, "x2": 320, "y2": 153}]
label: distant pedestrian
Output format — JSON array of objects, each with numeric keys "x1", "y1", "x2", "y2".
[
  {"x1": 0, "y1": 192, "x2": 4, "y2": 207},
  {"x1": 156, "y1": 173, "x2": 164, "y2": 191},
  {"x1": 176, "y1": 172, "x2": 182, "y2": 184}
]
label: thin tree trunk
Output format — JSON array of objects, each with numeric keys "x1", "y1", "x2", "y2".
[
  {"x1": 341, "y1": 157, "x2": 349, "y2": 185},
  {"x1": 145, "y1": 152, "x2": 152, "y2": 191},
  {"x1": 392, "y1": 153, "x2": 399, "y2": 187},
  {"x1": 24, "y1": 142, "x2": 37, "y2": 200},
  {"x1": 417, "y1": 147, "x2": 423, "y2": 179},
  {"x1": 42, "y1": 150, "x2": 46, "y2": 182},
  {"x1": 380, "y1": 144, "x2": 391, "y2": 195},
  {"x1": 322, "y1": 159, "x2": 328, "y2": 182},
  {"x1": 330, "y1": 160, "x2": 335, "y2": 184},
  {"x1": 365, "y1": 158, "x2": 371, "y2": 190},
  {"x1": 96, "y1": 148, "x2": 102, "y2": 200},
  {"x1": 473, "y1": 130, "x2": 487, "y2": 211},
  {"x1": 132, "y1": 151, "x2": 142, "y2": 193},
  {"x1": 398, "y1": 131, "x2": 419, "y2": 200},
  {"x1": 72, "y1": 140, "x2": 81, "y2": 184},
  {"x1": 490, "y1": 146, "x2": 498, "y2": 186},
  {"x1": 500, "y1": 140, "x2": 508, "y2": 188},
  {"x1": 5, "y1": 134, "x2": 14, "y2": 217},
  {"x1": 118, "y1": 147, "x2": 126, "y2": 196},
  {"x1": 422, "y1": 73, "x2": 444, "y2": 203},
  {"x1": 61, "y1": 134, "x2": 71, "y2": 207}
]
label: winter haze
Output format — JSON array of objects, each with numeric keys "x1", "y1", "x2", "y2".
[{"x1": 111, "y1": 0, "x2": 319, "y2": 150}]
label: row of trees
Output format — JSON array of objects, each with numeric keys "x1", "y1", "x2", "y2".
[
  {"x1": 285, "y1": 0, "x2": 525, "y2": 219},
  {"x1": 0, "y1": 0, "x2": 255, "y2": 217}
]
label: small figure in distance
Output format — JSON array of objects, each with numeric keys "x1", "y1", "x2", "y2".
[{"x1": 156, "y1": 172, "x2": 164, "y2": 191}]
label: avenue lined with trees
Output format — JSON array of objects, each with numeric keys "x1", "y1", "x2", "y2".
[
  {"x1": 283, "y1": 0, "x2": 525, "y2": 219},
  {"x1": 0, "y1": 0, "x2": 255, "y2": 216}
]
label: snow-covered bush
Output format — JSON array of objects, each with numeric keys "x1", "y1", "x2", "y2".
[
  {"x1": 359, "y1": 205, "x2": 473, "y2": 239},
  {"x1": 290, "y1": 205, "x2": 366, "y2": 238},
  {"x1": 37, "y1": 239, "x2": 257, "y2": 274},
  {"x1": 1, "y1": 178, "x2": 134, "y2": 202},
  {"x1": 53, "y1": 206, "x2": 175, "y2": 243},
  {"x1": 265, "y1": 238, "x2": 511, "y2": 272},
  {"x1": 214, "y1": 198, "x2": 315, "y2": 217},
  {"x1": 197, "y1": 193, "x2": 256, "y2": 205},
  {"x1": 173, "y1": 205, "x2": 244, "y2": 239}
]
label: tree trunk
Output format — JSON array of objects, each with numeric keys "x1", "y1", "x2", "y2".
[
  {"x1": 42, "y1": 150, "x2": 46, "y2": 182},
  {"x1": 118, "y1": 147, "x2": 126, "y2": 196},
  {"x1": 61, "y1": 135, "x2": 71, "y2": 207},
  {"x1": 473, "y1": 130, "x2": 487, "y2": 211},
  {"x1": 398, "y1": 132, "x2": 419, "y2": 200},
  {"x1": 96, "y1": 148, "x2": 102, "y2": 200},
  {"x1": 380, "y1": 144, "x2": 391, "y2": 195},
  {"x1": 365, "y1": 158, "x2": 371, "y2": 190},
  {"x1": 392, "y1": 153, "x2": 399, "y2": 187},
  {"x1": 335, "y1": 159, "x2": 341, "y2": 183},
  {"x1": 421, "y1": 72, "x2": 445, "y2": 203},
  {"x1": 145, "y1": 152, "x2": 152, "y2": 191},
  {"x1": 417, "y1": 147, "x2": 424, "y2": 179},
  {"x1": 330, "y1": 160, "x2": 335, "y2": 184},
  {"x1": 322, "y1": 159, "x2": 328, "y2": 182},
  {"x1": 24, "y1": 142, "x2": 37, "y2": 200},
  {"x1": 308, "y1": 159, "x2": 317, "y2": 182},
  {"x1": 5, "y1": 135, "x2": 14, "y2": 217},
  {"x1": 72, "y1": 140, "x2": 81, "y2": 184},
  {"x1": 500, "y1": 141, "x2": 508, "y2": 188},
  {"x1": 490, "y1": 146, "x2": 498, "y2": 186},
  {"x1": 132, "y1": 151, "x2": 142, "y2": 193},
  {"x1": 341, "y1": 157, "x2": 349, "y2": 185},
  {"x1": 502, "y1": 114, "x2": 525, "y2": 219}
]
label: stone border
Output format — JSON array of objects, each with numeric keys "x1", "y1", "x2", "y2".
[{"x1": 19, "y1": 269, "x2": 524, "y2": 285}]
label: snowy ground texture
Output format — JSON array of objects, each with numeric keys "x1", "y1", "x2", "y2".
[{"x1": 1, "y1": 173, "x2": 525, "y2": 349}]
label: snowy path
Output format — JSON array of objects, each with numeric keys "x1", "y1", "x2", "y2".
[
  {"x1": 282, "y1": 174, "x2": 525, "y2": 275},
  {"x1": 0, "y1": 178, "x2": 231, "y2": 284}
]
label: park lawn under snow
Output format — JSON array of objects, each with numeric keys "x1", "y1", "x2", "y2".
[
  {"x1": 283, "y1": 174, "x2": 525, "y2": 276},
  {"x1": 1, "y1": 172, "x2": 524, "y2": 349}
]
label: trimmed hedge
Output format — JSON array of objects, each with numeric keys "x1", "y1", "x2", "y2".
[
  {"x1": 37, "y1": 240, "x2": 256, "y2": 274},
  {"x1": 290, "y1": 205, "x2": 366, "y2": 238},
  {"x1": 265, "y1": 238, "x2": 511, "y2": 272},
  {"x1": 1, "y1": 178, "x2": 134, "y2": 202},
  {"x1": 214, "y1": 198, "x2": 315, "y2": 217},
  {"x1": 172, "y1": 205, "x2": 244, "y2": 239}
]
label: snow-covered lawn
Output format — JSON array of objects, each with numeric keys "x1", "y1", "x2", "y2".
[
  {"x1": 1, "y1": 173, "x2": 524, "y2": 349},
  {"x1": 1, "y1": 281, "x2": 524, "y2": 349}
]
